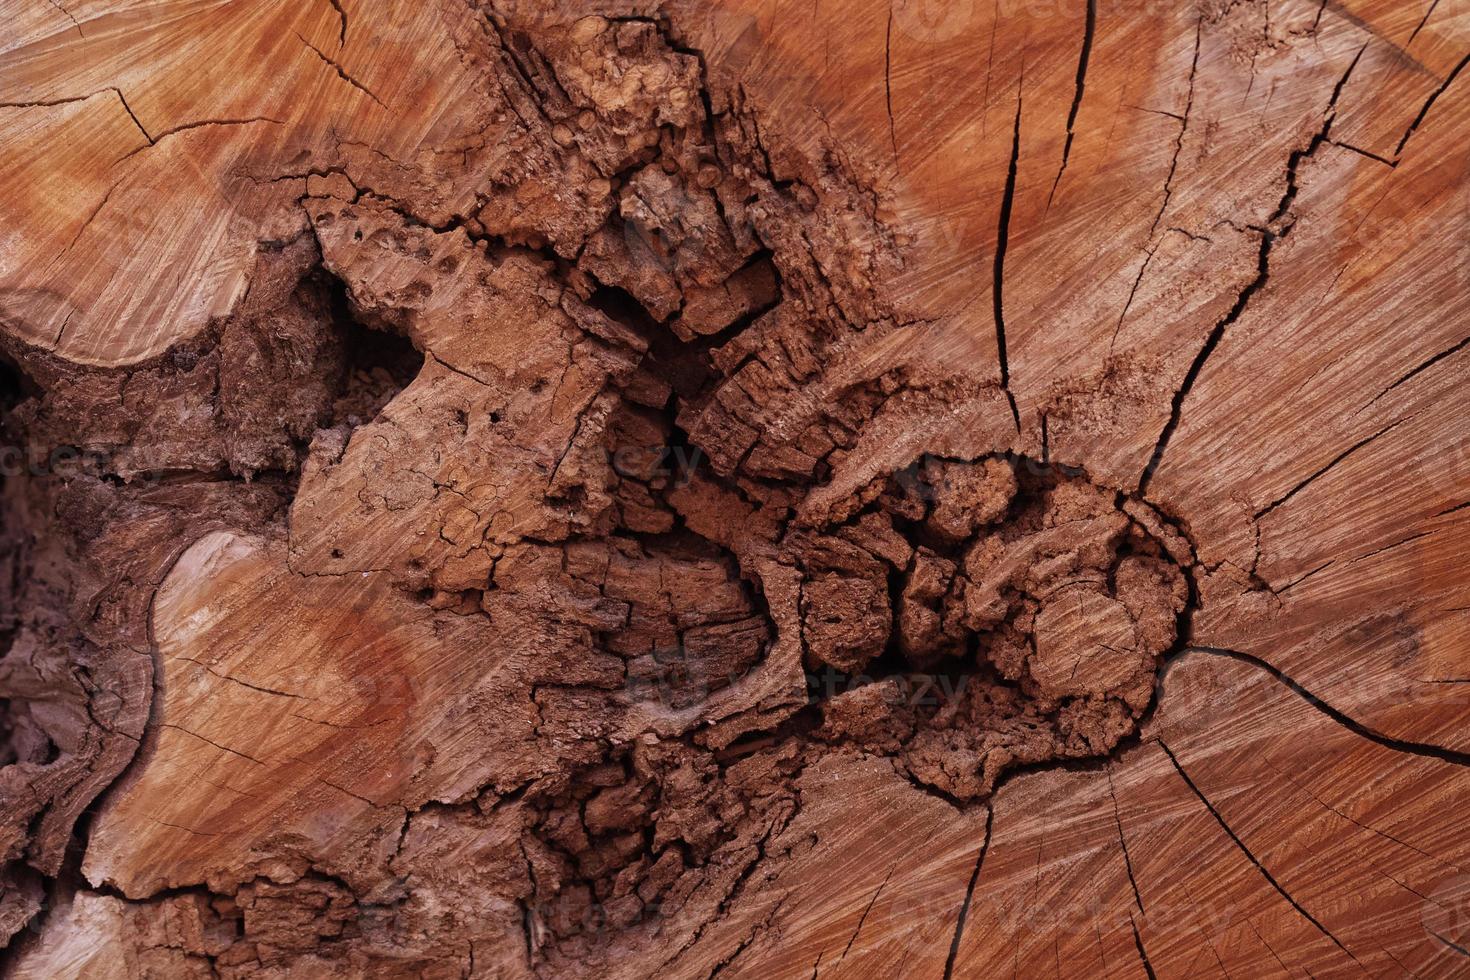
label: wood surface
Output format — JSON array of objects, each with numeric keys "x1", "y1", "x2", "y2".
[{"x1": 0, "y1": 0, "x2": 1467, "y2": 977}]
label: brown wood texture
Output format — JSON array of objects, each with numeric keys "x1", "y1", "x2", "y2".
[{"x1": 0, "y1": 0, "x2": 1467, "y2": 977}]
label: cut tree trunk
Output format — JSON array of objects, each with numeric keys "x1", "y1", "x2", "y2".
[{"x1": 1, "y1": 0, "x2": 1467, "y2": 977}]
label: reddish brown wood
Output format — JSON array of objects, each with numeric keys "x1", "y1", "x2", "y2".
[{"x1": 1, "y1": 1, "x2": 1467, "y2": 977}]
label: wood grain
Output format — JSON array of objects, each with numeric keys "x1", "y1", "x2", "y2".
[{"x1": 0, "y1": 0, "x2": 1466, "y2": 976}]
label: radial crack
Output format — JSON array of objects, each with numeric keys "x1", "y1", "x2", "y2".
[
  {"x1": 296, "y1": 32, "x2": 387, "y2": 108},
  {"x1": 1253, "y1": 415, "x2": 1409, "y2": 519},
  {"x1": 1106, "y1": 764, "x2": 1145, "y2": 915},
  {"x1": 884, "y1": 4, "x2": 898, "y2": 162},
  {"x1": 840, "y1": 864, "x2": 894, "y2": 961},
  {"x1": 1394, "y1": 50, "x2": 1470, "y2": 158},
  {"x1": 45, "y1": 0, "x2": 83, "y2": 36},
  {"x1": 1326, "y1": 138, "x2": 1396, "y2": 168},
  {"x1": 1186, "y1": 646, "x2": 1470, "y2": 767},
  {"x1": 1347, "y1": 529, "x2": 1432, "y2": 565},
  {"x1": 1272, "y1": 558, "x2": 1333, "y2": 596},
  {"x1": 1247, "y1": 918, "x2": 1292, "y2": 973},
  {"x1": 993, "y1": 87, "x2": 1022, "y2": 433},
  {"x1": 1130, "y1": 912, "x2": 1158, "y2": 979},
  {"x1": 1137, "y1": 44, "x2": 1368, "y2": 495},
  {"x1": 1157, "y1": 739, "x2": 1361, "y2": 965},
  {"x1": 1110, "y1": 241, "x2": 1159, "y2": 354},
  {"x1": 119, "y1": 117, "x2": 284, "y2": 162},
  {"x1": 158, "y1": 723, "x2": 267, "y2": 766},
  {"x1": 1408, "y1": 0, "x2": 1440, "y2": 45},
  {"x1": 1429, "y1": 927, "x2": 1470, "y2": 957},
  {"x1": 1370, "y1": 333, "x2": 1470, "y2": 405},
  {"x1": 112, "y1": 87, "x2": 153, "y2": 143},
  {"x1": 942, "y1": 805, "x2": 993, "y2": 979},
  {"x1": 149, "y1": 116, "x2": 284, "y2": 143},
  {"x1": 170, "y1": 653, "x2": 312, "y2": 701},
  {"x1": 1047, "y1": 0, "x2": 1096, "y2": 208},
  {"x1": 1262, "y1": 756, "x2": 1467, "y2": 877},
  {"x1": 325, "y1": 0, "x2": 348, "y2": 46},
  {"x1": 1150, "y1": 19, "x2": 1201, "y2": 236}
]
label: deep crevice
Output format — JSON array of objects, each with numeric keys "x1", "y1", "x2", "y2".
[
  {"x1": 793, "y1": 453, "x2": 1196, "y2": 803},
  {"x1": 1185, "y1": 646, "x2": 1470, "y2": 767},
  {"x1": 1252, "y1": 414, "x2": 1407, "y2": 520},
  {"x1": 1137, "y1": 44, "x2": 1367, "y2": 495},
  {"x1": 1047, "y1": 0, "x2": 1096, "y2": 209},
  {"x1": 1130, "y1": 912, "x2": 1158, "y2": 979},
  {"x1": 1157, "y1": 737, "x2": 1361, "y2": 965},
  {"x1": 994, "y1": 91, "x2": 1023, "y2": 433},
  {"x1": 1393, "y1": 49, "x2": 1470, "y2": 157},
  {"x1": 942, "y1": 804, "x2": 992, "y2": 980}
]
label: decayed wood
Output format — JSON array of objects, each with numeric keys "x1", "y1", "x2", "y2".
[{"x1": 0, "y1": 0, "x2": 1467, "y2": 977}]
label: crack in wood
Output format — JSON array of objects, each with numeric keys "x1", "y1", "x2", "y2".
[
  {"x1": 1328, "y1": 138, "x2": 1396, "y2": 167},
  {"x1": 1271, "y1": 557, "x2": 1334, "y2": 596},
  {"x1": 1150, "y1": 19, "x2": 1201, "y2": 236},
  {"x1": 1428, "y1": 926, "x2": 1470, "y2": 957},
  {"x1": 1186, "y1": 646, "x2": 1470, "y2": 766},
  {"x1": 44, "y1": 0, "x2": 83, "y2": 37},
  {"x1": 324, "y1": 0, "x2": 348, "y2": 46},
  {"x1": 295, "y1": 31, "x2": 386, "y2": 108},
  {"x1": 1129, "y1": 911, "x2": 1158, "y2": 979},
  {"x1": 157, "y1": 723, "x2": 266, "y2": 766},
  {"x1": 993, "y1": 85, "x2": 1023, "y2": 433},
  {"x1": 942, "y1": 804, "x2": 992, "y2": 980},
  {"x1": 1394, "y1": 49, "x2": 1469, "y2": 158},
  {"x1": 1110, "y1": 239, "x2": 1160, "y2": 354},
  {"x1": 119, "y1": 117, "x2": 284, "y2": 163},
  {"x1": 1157, "y1": 738, "x2": 1363, "y2": 966},
  {"x1": 1245, "y1": 917, "x2": 1293, "y2": 973},
  {"x1": 884, "y1": 3, "x2": 897, "y2": 163},
  {"x1": 111, "y1": 87, "x2": 153, "y2": 144},
  {"x1": 1138, "y1": 43, "x2": 1369, "y2": 495},
  {"x1": 169, "y1": 653, "x2": 312, "y2": 701},
  {"x1": 1047, "y1": 0, "x2": 1096, "y2": 210},
  {"x1": 1106, "y1": 763, "x2": 1145, "y2": 915},
  {"x1": 1370, "y1": 333, "x2": 1470, "y2": 405},
  {"x1": 839, "y1": 863, "x2": 894, "y2": 961},
  {"x1": 1253, "y1": 414, "x2": 1409, "y2": 520},
  {"x1": 1260, "y1": 755, "x2": 1467, "y2": 876},
  {"x1": 1408, "y1": 0, "x2": 1441, "y2": 46}
]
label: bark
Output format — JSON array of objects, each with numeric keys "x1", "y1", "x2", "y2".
[{"x1": 0, "y1": 0, "x2": 1467, "y2": 977}]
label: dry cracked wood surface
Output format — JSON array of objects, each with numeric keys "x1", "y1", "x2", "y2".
[{"x1": 0, "y1": 0, "x2": 1467, "y2": 976}]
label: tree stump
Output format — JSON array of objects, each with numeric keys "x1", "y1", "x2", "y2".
[{"x1": 1, "y1": 0, "x2": 1467, "y2": 976}]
